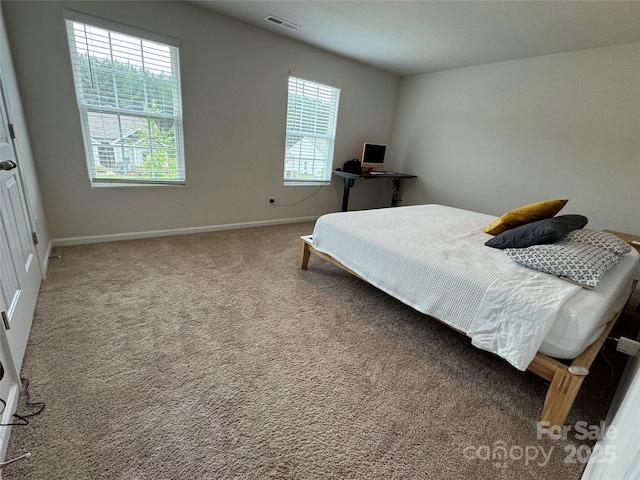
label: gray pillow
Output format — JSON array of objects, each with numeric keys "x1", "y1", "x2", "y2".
[
  {"x1": 562, "y1": 229, "x2": 632, "y2": 255},
  {"x1": 504, "y1": 241, "x2": 620, "y2": 289},
  {"x1": 485, "y1": 215, "x2": 588, "y2": 249}
]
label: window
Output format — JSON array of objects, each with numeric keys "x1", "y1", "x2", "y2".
[
  {"x1": 284, "y1": 76, "x2": 340, "y2": 184},
  {"x1": 64, "y1": 11, "x2": 185, "y2": 185}
]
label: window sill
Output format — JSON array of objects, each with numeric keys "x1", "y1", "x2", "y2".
[
  {"x1": 91, "y1": 181, "x2": 186, "y2": 188},
  {"x1": 283, "y1": 181, "x2": 330, "y2": 187}
]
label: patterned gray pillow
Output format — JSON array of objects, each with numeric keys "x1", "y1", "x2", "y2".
[
  {"x1": 504, "y1": 241, "x2": 621, "y2": 288},
  {"x1": 562, "y1": 229, "x2": 631, "y2": 255}
]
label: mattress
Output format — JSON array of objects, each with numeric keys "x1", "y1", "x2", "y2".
[
  {"x1": 539, "y1": 250, "x2": 637, "y2": 359},
  {"x1": 311, "y1": 205, "x2": 638, "y2": 369}
]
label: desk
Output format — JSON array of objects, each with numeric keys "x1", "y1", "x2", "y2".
[{"x1": 332, "y1": 170, "x2": 417, "y2": 212}]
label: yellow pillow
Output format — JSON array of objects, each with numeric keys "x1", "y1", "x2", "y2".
[{"x1": 484, "y1": 199, "x2": 569, "y2": 235}]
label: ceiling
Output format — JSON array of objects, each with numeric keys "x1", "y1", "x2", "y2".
[{"x1": 190, "y1": 1, "x2": 640, "y2": 76}]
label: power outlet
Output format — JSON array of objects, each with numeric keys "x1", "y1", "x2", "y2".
[
  {"x1": 617, "y1": 337, "x2": 640, "y2": 356},
  {"x1": 268, "y1": 197, "x2": 275, "y2": 206}
]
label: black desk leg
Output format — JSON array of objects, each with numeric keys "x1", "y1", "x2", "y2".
[
  {"x1": 391, "y1": 178, "x2": 401, "y2": 207},
  {"x1": 341, "y1": 178, "x2": 355, "y2": 212}
]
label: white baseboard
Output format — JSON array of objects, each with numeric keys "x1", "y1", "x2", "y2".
[
  {"x1": 40, "y1": 239, "x2": 53, "y2": 279},
  {"x1": 52, "y1": 216, "x2": 319, "y2": 247}
]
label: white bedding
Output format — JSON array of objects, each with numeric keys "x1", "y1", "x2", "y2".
[{"x1": 311, "y1": 205, "x2": 638, "y2": 370}]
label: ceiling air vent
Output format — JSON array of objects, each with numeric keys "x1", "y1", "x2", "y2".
[{"x1": 264, "y1": 15, "x2": 300, "y2": 31}]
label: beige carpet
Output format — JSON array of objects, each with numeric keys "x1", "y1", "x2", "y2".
[{"x1": 3, "y1": 222, "x2": 636, "y2": 479}]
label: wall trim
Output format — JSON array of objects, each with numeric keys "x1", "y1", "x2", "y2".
[
  {"x1": 52, "y1": 216, "x2": 319, "y2": 247},
  {"x1": 40, "y1": 239, "x2": 53, "y2": 279}
]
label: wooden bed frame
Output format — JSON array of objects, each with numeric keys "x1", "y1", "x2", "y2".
[{"x1": 298, "y1": 236, "x2": 637, "y2": 430}]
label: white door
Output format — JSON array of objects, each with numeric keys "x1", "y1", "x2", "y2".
[
  {"x1": 0, "y1": 323, "x2": 21, "y2": 464},
  {"x1": 0, "y1": 83, "x2": 40, "y2": 375}
]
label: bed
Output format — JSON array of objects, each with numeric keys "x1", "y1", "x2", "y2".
[{"x1": 298, "y1": 204, "x2": 638, "y2": 429}]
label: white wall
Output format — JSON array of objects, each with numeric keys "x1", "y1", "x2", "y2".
[
  {"x1": 2, "y1": 1, "x2": 399, "y2": 243},
  {"x1": 0, "y1": 9, "x2": 51, "y2": 273},
  {"x1": 392, "y1": 43, "x2": 640, "y2": 233}
]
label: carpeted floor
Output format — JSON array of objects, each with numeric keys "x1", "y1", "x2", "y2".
[{"x1": 3, "y1": 222, "x2": 637, "y2": 479}]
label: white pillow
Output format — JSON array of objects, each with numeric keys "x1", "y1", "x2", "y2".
[
  {"x1": 504, "y1": 241, "x2": 621, "y2": 289},
  {"x1": 561, "y1": 229, "x2": 631, "y2": 255}
]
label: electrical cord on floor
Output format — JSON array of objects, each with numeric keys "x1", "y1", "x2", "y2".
[{"x1": 0, "y1": 376, "x2": 45, "y2": 426}]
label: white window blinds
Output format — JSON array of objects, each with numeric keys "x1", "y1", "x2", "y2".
[
  {"x1": 64, "y1": 11, "x2": 185, "y2": 185},
  {"x1": 284, "y1": 76, "x2": 340, "y2": 183}
]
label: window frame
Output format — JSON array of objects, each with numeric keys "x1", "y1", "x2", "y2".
[
  {"x1": 283, "y1": 75, "x2": 341, "y2": 186},
  {"x1": 64, "y1": 10, "x2": 186, "y2": 186}
]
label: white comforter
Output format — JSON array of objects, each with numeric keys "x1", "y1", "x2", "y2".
[{"x1": 311, "y1": 204, "x2": 581, "y2": 370}]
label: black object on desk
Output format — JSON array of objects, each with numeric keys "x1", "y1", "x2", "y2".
[{"x1": 333, "y1": 170, "x2": 417, "y2": 212}]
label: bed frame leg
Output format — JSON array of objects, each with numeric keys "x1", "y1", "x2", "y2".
[
  {"x1": 536, "y1": 279, "x2": 637, "y2": 431},
  {"x1": 539, "y1": 368, "x2": 585, "y2": 431},
  {"x1": 298, "y1": 238, "x2": 311, "y2": 270}
]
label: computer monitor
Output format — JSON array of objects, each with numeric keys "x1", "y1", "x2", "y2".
[{"x1": 361, "y1": 143, "x2": 386, "y2": 171}]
